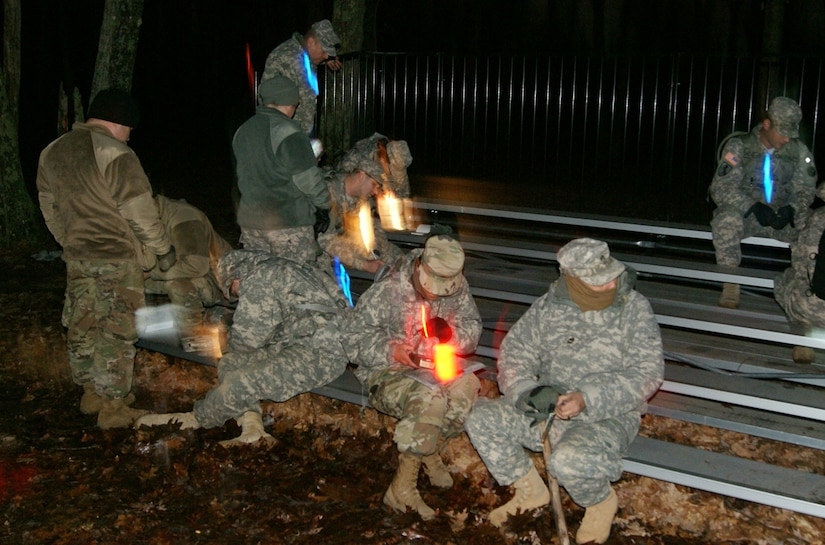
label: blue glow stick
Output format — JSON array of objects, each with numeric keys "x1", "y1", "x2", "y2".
[
  {"x1": 333, "y1": 256, "x2": 353, "y2": 307},
  {"x1": 303, "y1": 51, "x2": 319, "y2": 95},
  {"x1": 763, "y1": 153, "x2": 773, "y2": 204}
]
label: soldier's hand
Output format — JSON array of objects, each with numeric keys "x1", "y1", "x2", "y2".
[
  {"x1": 772, "y1": 205, "x2": 795, "y2": 229},
  {"x1": 157, "y1": 245, "x2": 177, "y2": 272},
  {"x1": 425, "y1": 317, "x2": 453, "y2": 342},
  {"x1": 391, "y1": 342, "x2": 417, "y2": 367},
  {"x1": 313, "y1": 208, "x2": 330, "y2": 236},
  {"x1": 515, "y1": 384, "x2": 565, "y2": 423},
  {"x1": 745, "y1": 202, "x2": 777, "y2": 227}
]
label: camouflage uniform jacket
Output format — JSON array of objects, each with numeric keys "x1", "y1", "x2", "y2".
[
  {"x1": 261, "y1": 33, "x2": 318, "y2": 135},
  {"x1": 710, "y1": 126, "x2": 817, "y2": 221},
  {"x1": 774, "y1": 206, "x2": 825, "y2": 327},
  {"x1": 497, "y1": 269, "x2": 663, "y2": 431},
  {"x1": 145, "y1": 195, "x2": 232, "y2": 282},
  {"x1": 317, "y1": 169, "x2": 404, "y2": 270},
  {"x1": 36, "y1": 122, "x2": 171, "y2": 269},
  {"x1": 233, "y1": 106, "x2": 329, "y2": 231},
  {"x1": 345, "y1": 249, "x2": 482, "y2": 384},
  {"x1": 222, "y1": 251, "x2": 351, "y2": 355}
]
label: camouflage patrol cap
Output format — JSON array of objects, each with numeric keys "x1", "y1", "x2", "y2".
[
  {"x1": 259, "y1": 75, "x2": 300, "y2": 106},
  {"x1": 557, "y1": 238, "x2": 625, "y2": 286},
  {"x1": 357, "y1": 158, "x2": 386, "y2": 185},
  {"x1": 311, "y1": 20, "x2": 340, "y2": 57},
  {"x1": 767, "y1": 97, "x2": 802, "y2": 138},
  {"x1": 418, "y1": 235, "x2": 465, "y2": 296}
]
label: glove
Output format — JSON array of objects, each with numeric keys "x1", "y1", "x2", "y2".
[
  {"x1": 313, "y1": 208, "x2": 330, "y2": 236},
  {"x1": 745, "y1": 202, "x2": 777, "y2": 227},
  {"x1": 515, "y1": 384, "x2": 565, "y2": 423},
  {"x1": 426, "y1": 317, "x2": 453, "y2": 342},
  {"x1": 772, "y1": 205, "x2": 795, "y2": 230},
  {"x1": 157, "y1": 245, "x2": 177, "y2": 272},
  {"x1": 811, "y1": 230, "x2": 825, "y2": 299}
]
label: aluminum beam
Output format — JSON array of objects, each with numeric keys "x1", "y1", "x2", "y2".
[
  {"x1": 412, "y1": 199, "x2": 789, "y2": 248},
  {"x1": 624, "y1": 437, "x2": 825, "y2": 518}
]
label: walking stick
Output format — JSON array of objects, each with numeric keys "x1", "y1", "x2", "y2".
[{"x1": 541, "y1": 418, "x2": 570, "y2": 545}]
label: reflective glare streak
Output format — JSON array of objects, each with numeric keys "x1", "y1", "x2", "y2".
[
  {"x1": 763, "y1": 153, "x2": 773, "y2": 204},
  {"x1": 303, "y1": 51, "x2": 319, "y2": 95},
  {"x1": 433, "y1": 343, "x2": 458, "y2": 383},
  {"x1": 333, "y1": 256, "x2": 353, "y2": 307}
]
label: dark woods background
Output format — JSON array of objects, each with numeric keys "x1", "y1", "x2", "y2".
[{"x1": 12, "y1": 0, "x2": 825, "y2": 224}]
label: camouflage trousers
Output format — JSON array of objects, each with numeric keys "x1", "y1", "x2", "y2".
[
  {"x1": 194, "y1": 333, "x2": 348, "y2": 429},
  {"x1": 366, "y1": 367, "x2": 480, "y2": 456},
  {"x1": 711, "y1": 205, "x2": 797, "y2": 267},
  {"x1": 774, "y1": 268, "x2": 825, "y2": 328},
  {"x1": 465, "y1": 397, "x2": 632, "y2": 507},
  {"x1": 144, "y1": 275, "x2": 223, "y2": 331},
  {"x1": 63, "y1": 260, "x2": 145, "y2": 399},
  {"x1": 240, "y1": 226, "x2": 321, "y2": 266}
]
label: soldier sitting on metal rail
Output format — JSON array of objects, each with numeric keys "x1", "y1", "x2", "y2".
[
  {"x1": 135, "y1": 249, "x2": 353, "y2": 447},
  {"x1": 465, "y1": 238, "x2": 664, "y2": 544},
  {"x1": 317, "y1": 136, "x2": 412, "y2": 274},
  {"x1": 344, "y1": 235, "x2": 482, "y2": 520},
  {"x1": 710, "y1": 97, "x2": 817, "y2": 309},
  {"x1": 774, "y1": 183, "x2": 825, "y2": 364},
  {"x1": 142, "y1": 195, "x2": 233, "y2": 341}
]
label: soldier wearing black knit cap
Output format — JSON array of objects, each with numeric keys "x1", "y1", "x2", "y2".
[{"x1": 36, "y1": 88, "x2": 176, "y2": 429}]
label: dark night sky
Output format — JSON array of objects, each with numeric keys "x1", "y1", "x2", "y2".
[{"x1": 14, "y1": 0, "x2": 825, "y2": 203}]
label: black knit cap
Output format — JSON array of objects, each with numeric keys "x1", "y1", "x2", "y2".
[{"x1": 87, "y1": 89, "x2": 140, "y2": 128}]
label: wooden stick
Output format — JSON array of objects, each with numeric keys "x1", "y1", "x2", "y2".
[{"x1": 542, "y1": 420, "x2": 570, "y2": 545}]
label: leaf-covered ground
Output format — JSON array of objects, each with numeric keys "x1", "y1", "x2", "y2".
[{"x1": 1, "y1": 254, "x2": 823, "y2": 545}]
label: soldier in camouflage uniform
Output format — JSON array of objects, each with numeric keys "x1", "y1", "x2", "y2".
[
  {"x1": 260, "y1": 19, "x2": 342, "y2": 136},
  {"x1": 233, "y1": 76, "x2": 330, "y2": 265},
  {"x1": 345, "y1": 235, "x2": 482, "y2": 519},
  {"x1": 465, "y1": 238, "x2": 663, "y2": 544},
  {"x1": 143, "y1": 195, "x2": 233, "y2": 335},
  {"x1": 710, "y1": 97, "x2": 817, "y2": 308},
  {"x1": 36, "y1": 89, "x2": 176, "y2": 429},
  {"x1": 136, "y1": 249, "x2": 353, "y2": 447},
  {"x1": 318, "y1": 140, "x2": 410, "y2": 274},
  {"x1": 774, "y1": 183, "x2": 825, "y2": 363}
]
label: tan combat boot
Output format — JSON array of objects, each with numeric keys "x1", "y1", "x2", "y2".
[
  {"x1": 384, "y1": 452, "x2": 436, "y2": 520},
  {"x1": 80, "y1": 383, "x2": 135, "y2": 415},
  {"x1": 718, "y1": 283, "x2": 740, "y2": 309},
  {"x1": 219, "y1": 411, "x2": 277, "y2": 448},
  {"x1": 576, "y1": 486, "x2": 618, "y2": 544},
  {"x1": 135, "y1": 411, "x2": 201, "y2": 430},
  {"x1": 792, "y1": 346, "x2": 816, "y2": 364},
  {"x1": 488, "y1": 465, "x2": 550, "y2": 527},
  {"x1": 421, "y1": 451, "x2": 453, "y2": 488},
  {"x1": 97, "y1": 398, "x2": 150, "y2": 430}
]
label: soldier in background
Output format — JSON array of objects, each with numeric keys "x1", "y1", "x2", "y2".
[
  {"x1": 774, "y1": 183, "x2": 825, "y2": 363},
  {"x1": 465, "y1": 238, "x2": 663, "y2": 544},
  {"x1": 143, "y1": 195, "x2": 233, "y2": 337},
  {"x1": 136, "y1": 249, "x2": 353, "y2": 447},
  {"x1": 260, "y1": 19, "x2": 342, "y2": 136},
  {"x1": 36, "y1": 89, "x2": 176, "y2": 429},
  {"x1": 710, "y1": 97, "x2": 817, "y2": 308},
  {"x1": 345, "y1": 235, "x2": 482, "y2": 519},
  {"x1": 233, "y1": 76, "x2": 330, "y2": 265}
]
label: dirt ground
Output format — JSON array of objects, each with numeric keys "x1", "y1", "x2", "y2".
[{"x1": 0, "y1": 252, "x2": 824, "y2": 545}]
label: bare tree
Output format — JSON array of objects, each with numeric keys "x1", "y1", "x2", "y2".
[
  {"x1": 0, "y1": 0, "x2": 41, "y2": 250},
  {"x1": 91, "y1": 0, "x2": 144, "y2": 97}
]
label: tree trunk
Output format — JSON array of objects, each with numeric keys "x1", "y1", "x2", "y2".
[
  {"x1": 0, "y1": 0, "x2": 41, "y2": 250},
  {"x1": 323, "y1": 0, "x2": 368, "y2": 161},
  {"x1": 91, "y1": 0, "x2": 144, "y2": 97}
]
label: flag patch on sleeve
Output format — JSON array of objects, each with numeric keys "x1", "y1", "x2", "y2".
[{"x1": 723, "y1": 151, "x2": 739, "y2": 167}]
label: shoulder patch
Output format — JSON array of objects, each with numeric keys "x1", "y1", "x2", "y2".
[
  {"x1": 723, "y1": 151, "x2": 740, "y2": 167},
  {"x1": 717, "y1": 162, "x2": 732, "y2": 177}
]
